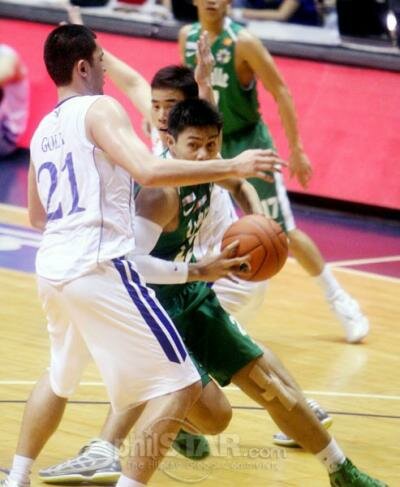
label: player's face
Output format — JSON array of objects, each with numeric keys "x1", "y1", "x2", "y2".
[
  {"x1": 88, "y1": 44, "x2": 105, "y2": 95},
  {"x1": 168, "y1": 126, "x2": 221, "y2": 161},
  {"x1": 151, "y1": 88, "x2": 186, "y2": 146},
  {"x1": 194, "y1": 0, "x2": 231, "y2": 21}
]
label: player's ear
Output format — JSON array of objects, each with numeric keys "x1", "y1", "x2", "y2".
[
  {"x1": 76, "y1": 59, "x2": 89, "y2": 79},
  {"x1": 165, "y1": 133, "x2": 175, "y2": 152}
]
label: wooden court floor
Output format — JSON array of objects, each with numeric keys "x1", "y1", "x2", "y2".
[{"x1": 0, "y1": 208, "x2": 399, "y2": 486}]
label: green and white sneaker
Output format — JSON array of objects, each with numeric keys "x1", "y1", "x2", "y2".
[
  {"x1": 38, "y1": 439, "x2": 121, "y2": 484},
  {"x1": 330, "y1": 459, "x2": 388, "y2": 486},
  {"x1": 172, "y1": 430, "x2": 210, "y2": 460},
  {"x1": 273, "y1": 398, "x2": 333, "y2": 447}
]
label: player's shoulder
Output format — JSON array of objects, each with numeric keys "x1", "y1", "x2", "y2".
[
  {"x1": 178, "y1": 23, "x2": 196, "y2": 43},
  {"x1": 237, "y1": 27, "x2": 261, "y2": 46},
  {"x1": 136, "y1": 186, "x2": 179, "y2": 219},
  {"x1": 138, "y1": 186, "x2": 178, "y2": 208},
  {"x1": 86, "y1": 95, "x2": 128, "y2": 123},
  {"x1": 236, "y1": 27, "x2": 268, "y2": 59}
]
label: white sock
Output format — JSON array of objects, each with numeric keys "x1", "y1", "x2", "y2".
[
  {"x1": 315, "y1": 266, "x2": 342, "y2": 301},
  {"x1": 9, "y1": 454, "x2": 34, "y2": 485},
  {"x1": 316, "y1": 438, "x2": 346, "y2": 474},
  {"x1": 91, "y1": 438, "x2": 119, "y2": 458},
  {"x1": 116, "y1": 474, "x2": 146, "y2": 487}
]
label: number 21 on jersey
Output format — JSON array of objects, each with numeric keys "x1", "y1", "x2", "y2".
[{"x1": 37, "y1": 152, "x2": 85, "y2": 221}]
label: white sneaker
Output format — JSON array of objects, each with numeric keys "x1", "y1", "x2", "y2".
[
  {"x1": 329, "y1": 290, "x2": 369, "y2": 343},
  {"x1": 38, "y1": 439, "x2": 121, "y2": 484}
]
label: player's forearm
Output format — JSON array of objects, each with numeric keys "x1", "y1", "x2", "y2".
[
  {"x1": 242, "y1": 8, "x2": 286, "y2": 21},
  {"x1": 132, "y1": 255, "x2": 188, "y2": 284},
  {"x1": 242, "y1": 0, "x2": 298, "y2": 21},
  {"x1": 275, "y1": 85, "x2": 304, "y2": 154},
  {"x1": 104, "y1": 50, "x2": 151, "y2": 119},
  {"x1": 231, "y1": 181, "x2": 263, "y2": 215},
  {"x1": 139, "y1": 157, "x2": 237, "y2": 187},
  {"x1": 198, "y1": 80, "x2": 216, "y2": 105}
]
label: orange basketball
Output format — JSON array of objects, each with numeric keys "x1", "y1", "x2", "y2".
[{"x1": 221, "y1": 214, "x2": 288, "y2": 281}]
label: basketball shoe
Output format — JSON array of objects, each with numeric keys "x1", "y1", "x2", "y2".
[
  {"x1": 329, "y1": 290, "x2": 369, "y2": 343},
  {"x1": 38, "y1": 439, "x2": 121, "y2": 484},
  {"x1": 273, "y1": 398, "x2": 333, "y2": 447},
  {"x1": 171, "y1": 430, "x2": 210, "y2": 460},
  {"x1": 39, "y1": 430, "x2": 210, "y2": 484},
  {"x1": 329, "y1": 459, "x2": 388, "y2": 486}
]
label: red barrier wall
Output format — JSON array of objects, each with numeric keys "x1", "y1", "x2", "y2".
[{"x1": 1, "y1": 18, "x2": 399, "y2": 209}]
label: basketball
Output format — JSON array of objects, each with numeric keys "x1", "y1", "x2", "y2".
[{"x1": 221, "y1": 214, "x2": 288, "y2": 281}]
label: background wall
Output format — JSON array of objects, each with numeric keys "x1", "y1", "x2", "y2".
[{"x1": 2, "y1": 18, "x2": 399, "y2": 210}]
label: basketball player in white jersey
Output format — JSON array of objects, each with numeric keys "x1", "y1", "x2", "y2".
[
  {"x1": 0, "y1": 24, "x2": 284, "y2": 487},
  {"x1": 0, "y1": 44, "x2": 29, "y2": 158}
]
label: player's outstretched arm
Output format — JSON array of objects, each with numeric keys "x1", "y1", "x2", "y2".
[
  {"x1": 103, "y1": 50, "x2": 152, "y2": 122},
  {"x1": 87, "y1": 96, "x2": 285, "y2": 187},
  {"x1": 237, "y1": 30, "x2": 312, "y2": 188}
]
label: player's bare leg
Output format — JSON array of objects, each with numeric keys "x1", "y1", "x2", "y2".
[
  {"x1": 120, "y1": 380, "x2": 201, "y2": 485},
  {"x1": 38, "y1": 380, "x2": 231, "y2": 483},
  {"x1": 232, "y1": 354, "x2": 330, "y2": 453},
  {"x1": 4, "y1": 372, "x2": 67, "y2": 485},
  {"x1": 231, "y1": 351, "x2": 387, "y2": 485}
]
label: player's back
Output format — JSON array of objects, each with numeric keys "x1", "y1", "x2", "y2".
[{"x1": 30, "y1": 95, "x2": 135, "y2": 283}]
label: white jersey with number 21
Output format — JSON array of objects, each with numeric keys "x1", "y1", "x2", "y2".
[{"x1": 30, "y1": 95, "x2": 135, "y2": 283}]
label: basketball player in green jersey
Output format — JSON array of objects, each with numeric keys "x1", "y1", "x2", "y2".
[{"x1": 179, "y1": 0, "x2": 370, "y2": 345}]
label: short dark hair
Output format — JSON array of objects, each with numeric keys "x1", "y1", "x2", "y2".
[
  {"x1": 168, "y1": 98, "x2": 223, "y2": 139},
  {"x1": 151, "y1": 65, "x2": 199, "y2": 99},
  {"x1": 44, "y1": 24, "x2": 97, "y2": 86}
]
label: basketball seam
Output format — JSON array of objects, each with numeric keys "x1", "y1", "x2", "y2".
[{"x1": 251, "y1": 217, "x2": 281, "y2": 277}]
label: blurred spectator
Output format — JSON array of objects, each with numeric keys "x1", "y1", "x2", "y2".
[
  {"x1": 0, "y1": 45, "x2": 29, "y2": 158},
  {"x1": 233, "y1": 0, "x2": 323, "y2": 26}
]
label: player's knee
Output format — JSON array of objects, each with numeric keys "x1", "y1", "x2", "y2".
[
  {"x1": 206, "y1": 397, "x2": 232, "y2": 435},
  {"x1": 187, "y1": 380, "x2": 203, "y2": 407}
]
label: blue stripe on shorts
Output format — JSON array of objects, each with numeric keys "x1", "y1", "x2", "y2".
[{"x1": 113, "y1": 257, "x2": 186, "y2": 364}]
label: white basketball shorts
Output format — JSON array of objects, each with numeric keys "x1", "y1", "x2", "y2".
[{"x1": 38, "y1": 257, "x2": 200, "y2": 412}]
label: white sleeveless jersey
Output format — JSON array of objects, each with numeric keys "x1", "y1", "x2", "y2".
[
  {"x1": 0, "y1": 44, "x2": 29, "y2": 146},
  {"x1": 193, "y1": 184, "x2": 238, "y2": 260},
  {"x1": 30, "y1": 95, "x2": 135, "y2": 282}
]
